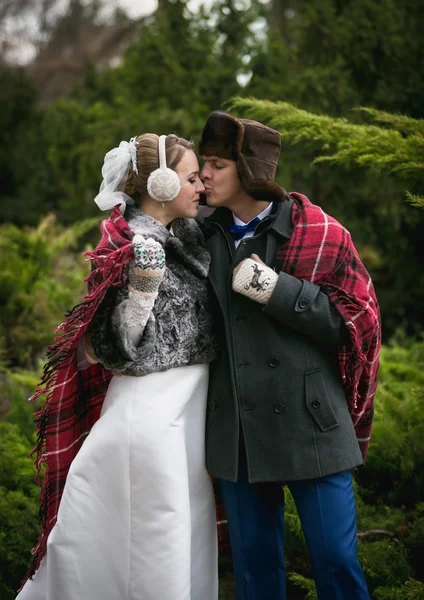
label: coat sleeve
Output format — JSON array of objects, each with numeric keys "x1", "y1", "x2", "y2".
[{"x1": 263, "y1": 271, "x2": 351, "y2": 345}]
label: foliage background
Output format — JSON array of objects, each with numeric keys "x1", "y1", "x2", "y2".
[{"x1": 0, "y1": 1, "x2": 423, "y2": 598}]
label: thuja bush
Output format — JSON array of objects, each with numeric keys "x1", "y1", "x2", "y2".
[
  {"x1": 1, "y1": 369, "x2": 42, "y2": 440},
  {"x1": 0, "y1": 213, "x2": 100, "y2": 597},
  {"x1": 357, "y1": 337, "x2": 424, "y2": 506},
  {"x1": 0, "y1": 423, "x2": 39, "y2": 599},
  {"x1": 359, "y1": 539, "x2": 412, "y2": 591},
  {"x1": 0, "y1": 214, "x2": 99, "y2": 370},
  {"x1": 374, "y1": 580, "x2": 424, "y2": 600},
  {"x1": 0, "y1": 489, "x2": 39, "y2": 600}
]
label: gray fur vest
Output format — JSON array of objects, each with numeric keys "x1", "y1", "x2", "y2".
[{"x1": 91, "y1": 206, "x2": 217, "y2": 376}]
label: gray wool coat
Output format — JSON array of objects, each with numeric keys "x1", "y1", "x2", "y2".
[
  {"x1": 200, "y1": 199, "x2": 363, "y2": 483},
  {"x1": 91, "y1": 206, "x2": 217, "y2": 376}
]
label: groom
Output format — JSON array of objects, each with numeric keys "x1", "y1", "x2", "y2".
[{"x1": 198, "y1": 110, "x2": 381, "y2": 599}]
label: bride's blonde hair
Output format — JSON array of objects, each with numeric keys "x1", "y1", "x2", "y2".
[{"x1": 124, "y1": 134, "x2": 194, "y2": 199}]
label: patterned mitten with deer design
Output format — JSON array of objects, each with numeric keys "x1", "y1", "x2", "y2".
[{"x1": 232, "y1": 258, "x2": 278, "y2": 305}]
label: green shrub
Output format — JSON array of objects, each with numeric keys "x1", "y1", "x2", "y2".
[
  {"x1": 1, "y1": 369, "x2": 42, "y2": 443},
  {"x1": 358, "y1": 339, "x2": 424, "y2": 506},
  {"x1": 288, "y1": 572, "x2": 317, "y2": 599},
  {"x1": 0, "y1": 423, "x2": 40, "y2": 599},
  {"x1": 374, "y1": 579, "x2": 424, "y2": 600},
  {"x1": 0, "y1": 215, "x2": 98, "y2": 369},
  {"x1": 354, "y1": 477, "x2": 406, "y2": 534},
  {"x1": 0, "y1": 489, "x2": 39, "y2": 599},
  {"x1": 359, "y1": 539, "x2": 412, "y2": 592},
  {"x1": 0, "y1": 423, "x2": 38, "y2": 496}
]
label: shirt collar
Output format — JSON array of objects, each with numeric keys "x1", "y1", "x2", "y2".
[
  {"x1": 205, "y1": 196, "x2": 295, "y2": 240},
  {"x1": 232, "y1": 203, "x2": 273, "y2": 226}
]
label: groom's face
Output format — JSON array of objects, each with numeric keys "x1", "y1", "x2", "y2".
[{"x1": 200, "y1": 156, "x2": 244, "y2": 209}]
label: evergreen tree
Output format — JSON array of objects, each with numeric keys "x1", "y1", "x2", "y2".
[{"x1": 249, "y1": 0, "x2": 424, "y2": 118}]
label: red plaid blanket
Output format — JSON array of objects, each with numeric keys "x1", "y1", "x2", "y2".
[{"x1": 277, "y1": 193, "x2": 381, "y2": 458}]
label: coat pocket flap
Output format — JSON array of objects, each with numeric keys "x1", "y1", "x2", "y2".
[{"x1": 305, "y1": 369, "x2": 339, "y2": 432}]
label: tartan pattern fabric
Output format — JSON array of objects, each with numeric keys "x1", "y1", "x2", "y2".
[{"x1": 277, "y1": 193, "x2": 381, "y2": 459}]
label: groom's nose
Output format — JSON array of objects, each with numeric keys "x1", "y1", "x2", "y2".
[{"x1": 200, "y1": 163, "x2": 211, "y2": 181}]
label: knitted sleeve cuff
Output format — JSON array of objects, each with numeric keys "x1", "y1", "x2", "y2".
[
  {"x1": 128, "y1": 264, "x2": 165, "y2": 295},
  {"x1": 232, "y1": 258, "x2": 279, "y2": 305}
]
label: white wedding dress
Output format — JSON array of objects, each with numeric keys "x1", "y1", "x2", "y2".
[{"x1": 17, "y1": 363, "x2": 218, "y2": 600}]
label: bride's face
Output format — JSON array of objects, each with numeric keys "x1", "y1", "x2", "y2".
[{"x1": 167, "y1": 150, "x2": 205, "y2": 220}]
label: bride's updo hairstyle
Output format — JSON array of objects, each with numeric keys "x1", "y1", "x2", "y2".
[{"x1": 124, "y1": 134, "x2": 194, "y2": 200}]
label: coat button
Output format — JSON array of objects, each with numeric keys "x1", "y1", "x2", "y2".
[
  {"x1": 299, "y1": 298, "x2": 308, "y2": 309},
  {"x1": 312, "y1": 400, "x2": 321, "y2": 409},
  {"x1": 211, "y1": 401, "x2": 216, "y2": 410},
  {"x1": 269, "y1": 356, "x2": 280, "y2": 368},
  {"x1": 274, "y1": 403, "x2": 285, "y2": 414}
]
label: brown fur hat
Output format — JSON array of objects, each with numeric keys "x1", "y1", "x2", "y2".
[{"x1": 199, "y1": 111, "x2": 288, "y2": 202}]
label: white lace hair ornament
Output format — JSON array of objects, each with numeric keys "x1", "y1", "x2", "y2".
[
  {"x1": 147, "y1": 135, "x2": 181, "y2": 204},
  {"x1": 93, "y1": 136, "x2": 139, "y2": 213}
]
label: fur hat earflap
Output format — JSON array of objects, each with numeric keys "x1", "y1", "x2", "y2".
[{"x1": 199, "y1": 111, "x2": 289, "y2": 202}]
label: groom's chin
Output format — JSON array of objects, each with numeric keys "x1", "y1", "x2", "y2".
[
  {"x1": 201, "y1": 193, "x2": 217, "y2": 207},
  {"x1": 203, "y1": 193, "x2": 220, "y2": 208},
  {"x1": 197, "y1": 203, "x2": 216, "y2": 218}
]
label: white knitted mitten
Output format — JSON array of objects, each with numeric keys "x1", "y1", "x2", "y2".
[
  {"x1": 232, "y1": 258, "x2": 278, "y2": 305},
  {"x1": 129, "y1": 235, "x2": 166, "y2": 295},
  {"x1": 124, "y1": 235, "x2": 166, "y2": 344}
]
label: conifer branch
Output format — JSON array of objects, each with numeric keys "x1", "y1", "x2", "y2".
[
  {"x1": 227, "y1": 97, "x2": 424, "y2": 180},
  {"x1": 357, "y1": 108, "x2": 424, "y2": 137},
  {"x1": 405, "y1": 192, "x2": 424, "y2": 208}
]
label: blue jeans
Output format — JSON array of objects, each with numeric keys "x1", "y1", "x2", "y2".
[{"x1": 219, "y1": 467, "x2": 369, "y2": 600}]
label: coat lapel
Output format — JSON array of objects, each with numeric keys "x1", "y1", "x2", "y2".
[{"x1": 203, "y1": 208, "x2": 234, "y2": 310}]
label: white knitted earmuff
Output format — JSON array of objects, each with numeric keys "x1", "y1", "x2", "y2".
[{"x1": 147, "y1": 135, "x2": 181, "y2": 203}]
